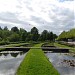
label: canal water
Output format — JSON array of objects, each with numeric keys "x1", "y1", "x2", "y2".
[
  {"x1": 46, "y1": 53, "x2": 75, "y2": 75},
  {"x1": 0, "y1": 50, "x2": 75, "y2": 75},
  {"x1": 0, "y1": 51, "x2": 27, "y2": 75}
]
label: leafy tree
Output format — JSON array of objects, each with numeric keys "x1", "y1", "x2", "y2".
[
  {"x1": 0, "y1": 26, "x2": 2, "y2": 30},
  {"x1": 31, "y1": 27, "x2": 39, "y2": 41},
  {"x1": 68, "y1": 29, "x2": 75, "y2": 39},
  {"x1": 0, "y1": 37, "x2": 2, "y2": 41},
  {"x1": 0, "y1": 30, "x2": 3, "y2": 39},
  {"x1": 57, "y1": 31, "x2": 67, "y2": 41},
  {"x1": 19, "y1": 28, "x2": 27, "y2": 41},
  {"x1": 53, "y1": 34, "x2": 58, "y2": 41},
  {"x1": 2, "y1": 30, "x2": 11, "y2": 41},
  {"x1": 9, "y1": 33, "x2": 20, "y2": 42},
  {"x1": 41, "y1": 30, "x2": 48, "y2": 41},
  {"x1": 26, "y1": 33, "x2": 33, "y2": 41},
  {"x1": 4, "y1": 26, "x2": 8, "y2": 30},
  {"x1": 0, "y1": 26, "x2": 58, "y2": 42},
  {"x1": 48, "y1": 32, "x2": 54, "y2": 41},
  {"x1": 11, "y1": 26, "x2": 19, "y2": 33},
  {"x1": 57, "y1": 28, "x2": 75, "y2": 41}
]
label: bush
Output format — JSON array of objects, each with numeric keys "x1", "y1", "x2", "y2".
[{"x1": 0, "y1": 41, "x2": 9, "y2": 45}]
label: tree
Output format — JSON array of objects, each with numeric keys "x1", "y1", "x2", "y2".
[
  {"x1": 0, "y1": 26, "x2": 58, "y2": 42},
  {"x1": 41, "y1": 30, "x2": 48, "y2": 41},
  {"x1": 57, "y1": 31, "x2": 68, "y2": 41},
  {"x1": 9, "y1": 33, "x2": 20, "y2": 42},
  {"x1": 0, "y1": 30, "x2": 3, "y2": 39},
  {"x1": 57, "y1": 29, "x2": 75, "y2": 41},
  {"x1": 26, "y1": 32, "x2": 32, "y2": 41},
  {"x1": 69, "y1": 29, "x2": 75, "y2": 39},
  {"x1": 2, "y1": 30, "x2": 11, "y2": 41},
  {"x1": 19, "y1": 28, "x2": 27, "y2": 41},
  {"x1": 11, "y1": 26, "x2": 19, "y2": 33},
  {"x1": 53, "y1": 34, "x2": 58, "y2": 41},
  {"x1": 4, "y1": 26, "x2": 8, "y2": 30},
  {"x1": 0, "y1": 37, "x2": 2, "y2": 41},
  {"x1": 31, "y1": 27, "x2": 39, "y2": 41},
  {"x1": 49, "y1": 32, "x2": 54, "y2": 41},
  {"x1": 0, "y1": 26, "x2": 2, "y2": 30}
]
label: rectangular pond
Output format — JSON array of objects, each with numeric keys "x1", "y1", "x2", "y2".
[
  {"x1": 0, "y1": 51, "x2": 27, "y2": 75},
  {"x1": 45, "y1": 52, "x2": 75, "y2": 75}
]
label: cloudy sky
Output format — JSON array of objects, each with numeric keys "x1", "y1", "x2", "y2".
[{"x1": 0, "y1": 0, "x2": 74, "y2": 34}]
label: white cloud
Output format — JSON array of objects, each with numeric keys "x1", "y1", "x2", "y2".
[
  {"x1": 0, "y1": 0, "x2": 19, "y2": 13},
  {"x1": 0, "y1": 0, "x2": 74, "y2": 34}
]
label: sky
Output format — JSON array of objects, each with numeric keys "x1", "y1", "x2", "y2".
[{"x1": 0, "y1": 0, "x2": 74, "y2": 35}]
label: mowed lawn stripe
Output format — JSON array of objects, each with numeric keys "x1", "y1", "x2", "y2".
[{"x1": 16, "y1": 43, "x2": 60, "y2": 75}]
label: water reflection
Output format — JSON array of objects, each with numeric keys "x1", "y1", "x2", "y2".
[
  {"x1": 0, "y1": 53, "x2": 2, "y2": 56},
  {"x1": 0, "y1": 51, "x2": 26, "y2": 57},
  {"x1": 11, "y1": 53, "x2": 19, "y2": 57},
  {"x1": 0, "y1": 51, "x2": 27, "y2": 75},
  {"x1": 3, "y1": 53, "x2": 9, "y2": 56},
  {"x1": 46, "y1": 53, "x2": 75, "y2": 75}
]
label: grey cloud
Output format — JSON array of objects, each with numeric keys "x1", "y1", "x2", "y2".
[
  {"x1": 30, "y1": 16, "x2": 47, "y2": 25},
  {"x1": 18, "y1": 0, "x2": 34, "y2": 12},
  {"x1": 30, "y1": 16, "x2": 55, "y2": 28},
  {"x1": 29, "y1": 5, "x2": 74, "y2": 34},
  {"x1": 26, "y1": 6, "x2": 34, "y2": 11},
  {"x1": 0, "y1": 23, "x2": 12, "y2": 29},
  {"x1": 17, "y1": 0, "x2": 74, "y2": 34},
  {"x1": 0, "y1": 22, "x2": 32, "y2": 32},
  {"x1": 0, "y1": 12, "x2": 33, "y2": 31},
  {"x1": 0, "y1": 0, "x2": 74, "y2": 35},
  {"x1": 30, "y1": 16, "x2": 59, "y2": 33},
  {"x1": 52, "y1": 6, "x2": 74, "y2": 17},
  {"x1": 0, "y1": 12, "x2": 30, "y2": 25},
  {"x1": 49, "y1": 6, "x2": 74, "y2": 32},
  {"x1": 0, "y1": 24, "x2": 32, "y2": 32},
  {"x1": 58, "y1": 0, "x2": 74, "y2": 2}
]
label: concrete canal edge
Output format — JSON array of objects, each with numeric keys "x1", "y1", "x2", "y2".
[{"x1": 16, "y1": 43, "x2": 60, "y2": 75}]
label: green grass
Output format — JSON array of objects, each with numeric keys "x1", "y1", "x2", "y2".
[
  {"x1": 42, "y1": 42, "x2": 54, "y2": 47},
  {"x1": 54, "y1": 43, "x2": 75, "y2": 53},
  {"x1": 5, "y1": 43, "x2": 30, "y2": 47},
  {"x1": 48, "y1": 42, "x2": 54, "y2": 46},
  {"x1": 0, "y1": 48, "x2": 5, "y2": 51},
  {"x1": 0, "y1": 43, "x2": 31, "y2": 51},
  {"x1": 16, "y1": 43, "x2": 60, "y2": 75}
]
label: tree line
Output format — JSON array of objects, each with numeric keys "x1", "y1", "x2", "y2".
[
  {"x1": 0, "y1": 26, "x2": 57, "y2": 43},
  {"x1": 57, "y1": 28, "x2": 75, "y2": 41}
]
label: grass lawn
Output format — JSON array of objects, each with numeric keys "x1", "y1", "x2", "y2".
[
  {"x1": 5, "y1": 43, "x2": 30, "y2": 47},
  {"x1": 0, "y1": 43, "x2": 30, "y2": 51},
  {"x1": 16, "y1": 43, "x2": 60, "y2": 75},
  {"x1": 54, "y1": 43, "x2": 75, "y2": 53},
  {"x1": 0, "y1": 48, "x2": 5, "y2": 51}
]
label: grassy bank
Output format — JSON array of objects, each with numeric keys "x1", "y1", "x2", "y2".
[
  {"x1": 42, "y1": 42, "x2": 54, "y2": 46},
  {"x1": 0, "y1": 43, "x2": 30, "y2": 51},
  {"x1": 54, "y1": 43, "x2": 75, "y2": 53},
  {"x1": 16, "y1": 43, "x2": 60, "y2": 75},
  {"x1": 0, "y1": 48, "x2": 6, "y2": 51},
  {"x1": 5, "y1": 43, "x2": 30, "y2": 47}
]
